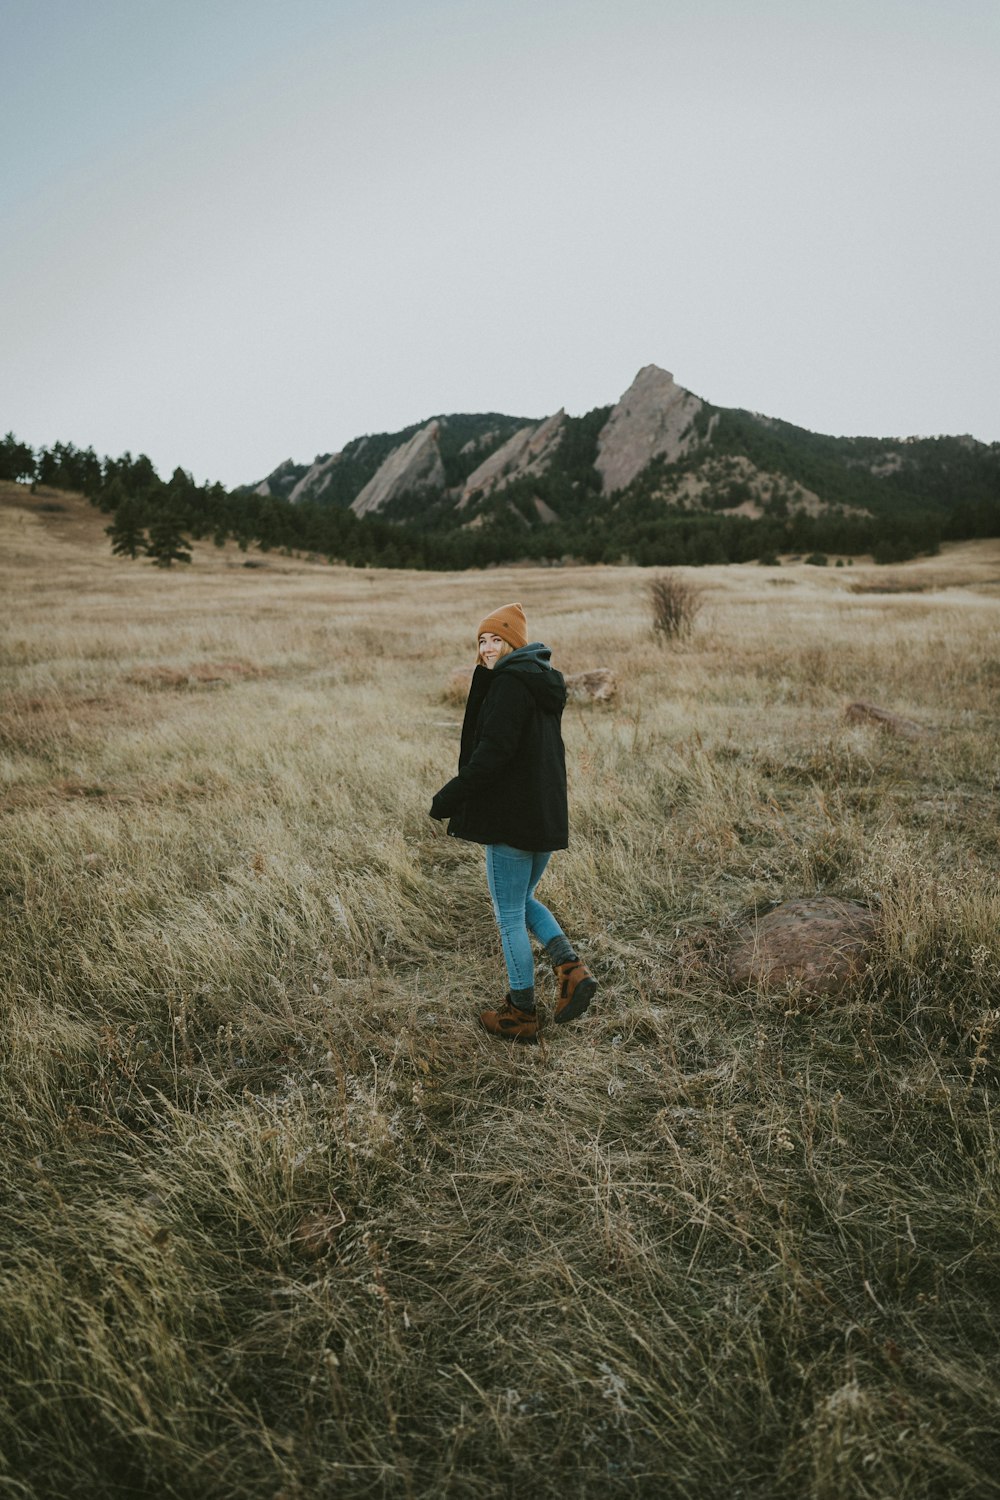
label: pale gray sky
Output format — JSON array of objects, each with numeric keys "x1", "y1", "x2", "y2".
[{"x1": 2, "y1": 0, "x2": 997, "y2": 487}]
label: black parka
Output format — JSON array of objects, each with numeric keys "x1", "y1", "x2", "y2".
[{"x1": 430, "y1": 643, "x2": 569, "y2": 852}]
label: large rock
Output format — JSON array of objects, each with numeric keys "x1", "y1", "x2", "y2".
[
  {"x1": 460, "y1": 411, "x2": 565, "y2": 507},
  {"x1": 595, "y1": 365, "x2": 708, "y2": 494},
  {"x1": 727, "y1": 898, "x2": 878, "y2": 999},
  {"x1": 351, "y1": 421, "x2": 446, "y2": 516},
  {"x1": 565, "y1": 668, "x2": 616, "y2": 703}
]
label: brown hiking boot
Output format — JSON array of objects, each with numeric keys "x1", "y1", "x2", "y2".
[
  {"x1": 553, "y1": 959, "x2": 597, "y2": 1024},
  {"x1": 479, "y1": 996, "x2": 539, "y2": 1045}
]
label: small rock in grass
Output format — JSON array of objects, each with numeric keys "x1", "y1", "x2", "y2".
[{"x1": 845, "y1": 700, "x2": 930, "y2": 739}]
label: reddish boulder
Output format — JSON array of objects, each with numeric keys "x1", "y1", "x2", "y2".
[{"x1": 727, "y1": 897, "x2": 878, "y2": 999}]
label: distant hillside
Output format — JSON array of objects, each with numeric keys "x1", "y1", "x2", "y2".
[
  {"x1": 5, "y1": 367, "x2": 999, "y2": 570},
  {"x1": 248, "y1": 366, "x2": 1000, "y2": 558}
]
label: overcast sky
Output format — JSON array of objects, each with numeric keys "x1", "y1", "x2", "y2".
[{"x1": 2, "y1": 0, "x2": 998, "y2": 487}]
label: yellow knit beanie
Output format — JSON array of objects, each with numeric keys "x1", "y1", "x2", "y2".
[{"x1": 476, "y1": 602, "x2": 527, "y2": 651}]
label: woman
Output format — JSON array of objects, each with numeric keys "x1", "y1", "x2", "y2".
[{"x1": 430, "y1": 602, "x2": 597, "y2": 1044}]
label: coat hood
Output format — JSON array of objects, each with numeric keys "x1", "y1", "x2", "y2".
[{"x1": 494, "y1": 641, "x2": 566, "y2": 712}]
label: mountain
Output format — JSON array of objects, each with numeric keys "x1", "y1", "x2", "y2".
[
  {"x1": 250, "y1": 365, "x2": 1000, "y2": 550},
  {"x1": 252, "y1": 412, "x2": 535, "y2": 515}
]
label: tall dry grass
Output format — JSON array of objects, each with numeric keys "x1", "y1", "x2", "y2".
[{"x1": 2, "y1": 485, "x2": 1000, "y2": 1498}]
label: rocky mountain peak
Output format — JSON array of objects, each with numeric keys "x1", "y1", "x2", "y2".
[
  {"x1": 459, "y1": 411, "x2": 566, "y2": 508},
  {"x1": 595, "y1": 365, "x2": 709, "y2": 494},
  {"x1": 289, "y1": 452, "x2": 342, "y2": 504},
  {"x1": 350, "y1": 420, "x2": 446, "y2": 517}
]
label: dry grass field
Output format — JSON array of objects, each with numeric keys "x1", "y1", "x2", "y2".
[{"x1": 2, "y1": 480, "x2": 1000, "y2": 1499}]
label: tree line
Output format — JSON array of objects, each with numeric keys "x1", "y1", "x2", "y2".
[{"x1": 3, "y1": 427, "x2": 998, "y2": 572}]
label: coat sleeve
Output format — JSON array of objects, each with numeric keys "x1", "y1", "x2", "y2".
[{"x1": 430, "y1": 676, "x2": 530, "y2": 818}]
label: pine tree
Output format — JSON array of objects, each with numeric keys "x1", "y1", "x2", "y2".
[
  {"x1": 145, "y1": 510, "x2": 192, "y2": 568},
  {"x1": 106, "y1": 495, "x2": 148, "y2": 559},
  {"x1": 0, "y1": 431, "x2": 36, "y2": 483}
]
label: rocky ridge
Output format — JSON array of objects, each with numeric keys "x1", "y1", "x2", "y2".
[
  {"x1": 350, "y1": 422, "x2": 446, "y2": 517},
  {"x1": 248, "y1": 363, "x2": 997, "y2": 539},
  {"x1": 289, "y1": 452, "x2": 342, "y2": 504},
  {"x1": 338, "y1": 365, "x2": 713, "y2": 517},
  {"x1": 595, "y1": 365, "x2": 710, "y2": 493},
  {"x1": 459, "y1": 411, "x2": 566, "y2": 508},
  {"x1": 252, "y1": 364, "x2": 716, "y2": 515},
  {"x1": 253, "y1": 457, "x2": 317, "y2": 501}
]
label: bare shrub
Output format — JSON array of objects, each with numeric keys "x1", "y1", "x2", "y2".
[{"x1": 648, "y1": 569, "x2": 704, "y2": 640}]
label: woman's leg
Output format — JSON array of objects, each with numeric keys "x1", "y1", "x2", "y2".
[
  {"x1": 521, "y1": 850, "x2": 598, "y2": 1023},
  {"x1": 524, "y1": 852, "x2": 577, "y2": 965},
  {"x1": 523, "y1": 851, "x2": 567, "y2": 947},
  {"x1": 484, "y1": 844, "x2": 536, "y2": 1002},
  {"x1": 482, "y1": 845, "x2": 596, "y2": 1032}
]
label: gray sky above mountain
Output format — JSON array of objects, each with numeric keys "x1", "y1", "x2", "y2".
[{"x1": 2, "y1": 0, "x2": 998, "y2": 487}]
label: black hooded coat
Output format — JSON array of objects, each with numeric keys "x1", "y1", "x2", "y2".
[{"x1": 430, "y1": 643, "x2": 569, "y2": 852}]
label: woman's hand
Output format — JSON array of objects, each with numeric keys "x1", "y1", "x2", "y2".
[{"x1": 430, "y1": 782, "x2": 460, "y2": 820}]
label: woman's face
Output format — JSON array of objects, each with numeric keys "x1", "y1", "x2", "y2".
[{"x1": 478, "y1": 632, "x2": 505, "y2": 669}]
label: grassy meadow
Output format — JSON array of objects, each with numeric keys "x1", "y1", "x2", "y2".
[{"x1": 2, "y1": 481, "x2": 1000, "y2": 1499}]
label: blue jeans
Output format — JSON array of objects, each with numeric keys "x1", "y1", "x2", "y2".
[{"x1": 484, "y1": 844, "x2": 566, "y2": 992}]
